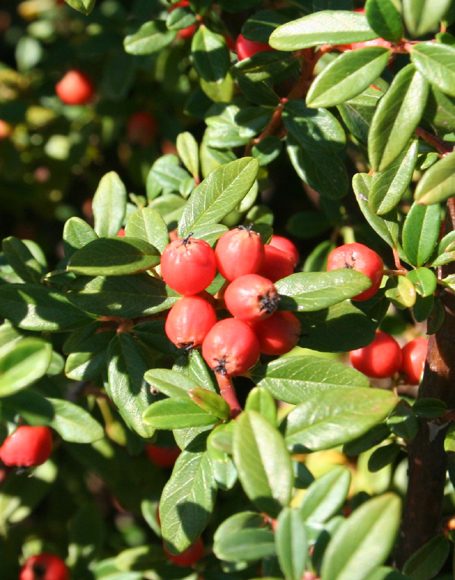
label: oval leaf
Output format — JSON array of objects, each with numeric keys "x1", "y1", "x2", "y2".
[
  {"x1": 92, "y1": 172, "x2": 127, "y2": 238},
  {"x1": 275, "y1": 508, "x2": 307, "y2": 580},
  {"x1": 402, "y1": 202, "x2": 441, "y2": 267},
  {"x1": 414, "y1": 150, "x2": 455, "y2": 205},
  {"x1": 299, "y1": 466, "x2": 352, "y2": 524},
  {"x1": 0, "y1": 338, "x2": 52, "y2": 397},
  {"x1": 143, "y1": 398, "x2": 220, "y2": 429},
  {"x1": 47, "y1": 398, "x2": 104, "y2": 443}
]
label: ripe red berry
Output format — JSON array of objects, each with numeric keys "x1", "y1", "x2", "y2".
[
  {"x1": 55, "y1": 70, "x2": 94, "y2": 105},
  {"x1": 165, "y1": 294, "x2": 217, "y2": 349},
  {"x1": 326, "y1": 242, "x2": 384, "y2": 301},
  {"x1": 401, "y1": 337, "x2": 428, "y2": 385},
  {"x1": 127, "y1": 112, "x2": 157, "y2": 147},
  {"x1": 117, "y1": 228, "x2": 125, "y2": 237},
  {"x1": 251, "y1": 311, "x2": 301, "y2": 355},
  {"x1": 259, "y1": 245, "x2": 294, "y2": 282},
  {"x1": 269, "y1": 235, "x2": 299, "y2": 266},
  {"x1": 235, "y1": 33, "x2": 272, "y2": 60},
  {"x1": 164, "y1": 537, "x2": 204, "y2": 567},
  {"x1": 19, "y1": 553, "x2": 69, "y2": 580},
  {"x1": 160, "y1": 237, "x2": 217, "y2": 296},
  {"x1": 202, "y1": 318, "x2": 260, "y2": 376},
  {"x1": 0, "y1": 426, "x2": 52, "y2": 467},
  {"x1": 350, "y1": 331, "x2": 402, "y2": 379},
  {"x1": 146, "y1": 444, "x2": 181, "y2": 468},
  {"x1": 224, "y1": 274, "x2": 279, "y2": 322},
  {"x1": 215, "y1": 227, "x2": 264, "y2": 281}
]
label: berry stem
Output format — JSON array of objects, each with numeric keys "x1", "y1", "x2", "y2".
[{"x1": 216, "y1": 374, "x2": 242, "y2": 418}]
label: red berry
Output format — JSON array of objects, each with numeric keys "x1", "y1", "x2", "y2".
[
  {"x1": 401, "y1": 337, "x2": 428, "y2": 385},
  {"x1": 259, "y1": 245, "x2": 295, "y2": 282},
  {"x1": 146, "y1": 444, "x2": 181, "y2": 468},
  {"x1": 164, "y1": 537, "x2": 204, "y2": 567},
  {"x1": 215, "y1": 227, "x2": 264, "y2": 281},
  {"x1": 251, "y1": 311, "x2": 301, "y2": 355},
  {"x1": 165, "y1": 294, "x2": 217, "y2": 349},
  {"x1": 127, "y1": 112, "x2": 157, "y2": 147},
  {"x1": 55, "y1": 70, "x2": 94, "y2": 105},
  {"x1": 326, "y1": 242, "x2": 383, "y2": 301},
  {"x1": 350, "y1": 331, "x2": 402, "y2": 379},
  {"x1": 202, "y1": 318, "x2": 260, "y2": 376},
  {"x1": 117, "y1": 228, "x2": 125, "y2": 237},
  {"x1": 269, "y1": 235, "x2": 299, "y2": 267},
  {"x1": 169, "y1": 0, "x2": 197, "y2": 40},
  {"x1": 160, "y1": 237, "x2": 217, "y2": 296},
  {"x1": 235, "y1": 34, "x2": 272, "y2": 61},
  {"x1": 224, "y1": 274, "x2": 279, "y2": 322},
  {"x1": 0, "y1": 119, "x2": 12, "y2": 140},
  {"x1": 19, "y1": 553, "x2": 69, "y2": 580},
  {"x1": 0, "y1": 426, "x2": 52, "y2": 467}
]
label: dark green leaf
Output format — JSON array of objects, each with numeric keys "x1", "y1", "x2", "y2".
[
  {"x1": 402, "y1": 202, "x2": 441, "y2": 266},
  {"x1": 368, "y1": 442, "x2": 401, "y2": 472},
  {"x1": 414, "y1": 150, "x2": 455, "y2": 205},
  {"x1": 369, "y1": 64, "x2": 429, "y2": 171},
  {"x1": 365, "y1": 0, "x2": 404, "y2": 41},
  {"x1": 213, "y1": 512, "x2": 275, "y2": 562},
  {"x1": 307, "y1": 48, "x2": 390, "y2": 108},
  {"x1": 0, "y1": 338, "x2": 52, "y2": 397},
  {"x1": 234, "y1": 411, "x2": 293, "y2": 517},
  {"x1": 285, "y1": 388, "x2": 398, "y2": 451},
  {"x1": 191, "y1": 26, "x2": 230, "y2": 82},
  {"x1": 242, "y1": 10, "x2": 289, "y2": 43},
  {"x1": 92, "y1": 172, "x2": 127, "y2": 238},
  {"x1": 269, "y1": 10, "x2": 377, "y2": 51},
  {"x1": 275, "y1": 508, "x2": 307, "y2": 580},
  {"x1": 143, "y1": 398, "x2": 220, "y2": 429},
  {"x1": 2, "y1": 237, "x2": 44, "y2": 284},
  {"x1": 124, "y1": 21, "x2": 176, "y2": 55},
  {"x1": 402, "y1": 535, "x2": 450, "y2": 579},
  {"x1": 299, "y1": 466, "x2": 351, "y2": 523},
  {"x1": 67, "y1": 238, "x2": 160, "y2": 276}
]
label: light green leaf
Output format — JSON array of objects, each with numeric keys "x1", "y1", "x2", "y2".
[
  {"x1": 403, "y1": 0, "x2": 452, "y2": 37},
  {"x1": 47, "y1": 398, "x2": 104, "y2": 443},
  {"x1": 402, "y1": 202, "x2": 441, "y2": 266},
  {"x1": 176, "y1": 132, "x2": 199, "y2": 179},
  {"x1": 124, "y1": 21, "x2": 176, "y2": 55},
  {"x1": 414, "y1": 150, "x2": 455, "y2": 205},
  {"x1": 411, "y1": 42, "x2": 455, "y2": 98},
  {"x1": 64, "y1": 0, "x2": 95, "y2": 14},
  {"x1": 124, "y1": 208, "x2": 169, "y2": 253},
  {"x1": 299, "y1": 466, "x2": 351, "y2": 524},
  {"x1": 92, "y1": 172, "x2": 127, "y2": 238},
  {"x1": 0, "y1": 338, "x2": 52, "y2": 397},
  {"x1": 63, "y1": 217, "x2": 98, "y2": 259},
  {"x1": 144, "y1": 368, "x2": 200, "y2": 399},
  {"x1": 191, "y1": 26, "x2": 230, "y2": 82},
  {"x1": 275, "y1": 508, "x2": 307, "y2": 580},
  {"x1": 143, "y1": 398, "x2": 220, "y2": 429}
]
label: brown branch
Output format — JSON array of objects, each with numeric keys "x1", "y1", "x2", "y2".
[
  {"x1": 397, "y1": 198, "x2": 455, "y2": 566},
  {"x1": 415, "y1": 127, "x2": 453, "y2": 157}
]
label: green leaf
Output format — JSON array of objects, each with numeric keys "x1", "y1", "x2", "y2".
[
  {"x1": 253, "y1": 356, "x2": 368, "y2": 405},
  {"x1": 47, "y1": 398, "x2": 104, "y2": 443},
  {"x1": 124, "y1": 21, "x2": 176, "y2": 55},
  {"x1": 125, "y1": 208, "x2": 169, "y2": 254},
  {"x1": 178, "y1": 157, "x2": 259, "y2": 236},
  {"x1": 67, "y1": 238, "x2": 160, "y2": 276},
  {"x1": 176, "y1": 132, "x2": 199, "y2": 179},
  {"x1": 213, "y1": 512, "x2": 275, "y2": 562},
  {"x1": 385, "y1": 275, "x2": 417, "y2": 309},
  {"x1": 64, "y1": 0, "x2": 95, "y2": 14},
  {"x1": 275, "y1": 508, "x2": 307, "y2": 580},
  {"x1": 92, "y1": 172, "x2": 127, "y2": 238},
  {"x1": 403, "y1": 0, "x2": 452, "y2": 37},
  {"x1": 269, "y1": 10, "x2": 377, "y2": 51},
  {"x1": 67, "y1": 274, "x2": 176, "y2": 318},
  {"x1": 276, "y1": 270, "x2": 372, "y2": 312},
  {"x1": 145, "y1": 368, "x2": 203, "y2": 399},
  {"x1": 160, "y1": 448, "x2": 216, "y2": 552},
  {"x1": 365, "y1": 0, "x2": 404, "y2": 41},
  {"x1": 191, "y1": 26, "x2": 230, "y2": 82},
  {"x1": 242, "y1": 9, "x2": 289, "y2": 43},
  {"x1": 106, "y1": 335, "x2": 157, "y2": 438},
  {"x1": 233, "y1": 411, "x2": 293, "y2": 517},
  {"x1": 369, "y1": 140, "x2": 418, "y2": 215},
  {"x1": 321, "y1": 494, "x2": 401, "y2": 580},
  {"x1": 166, "y1": 7, "x2": 195, "y2": 31},
  {"x1": 64, "y1": 328, "x2": 113, "y2": 382},
  {"x1": 0, "y1": 284, "x2": 91, "y2": 332},
  {"x1": 414, "y1": 150, "x2": 455, "y2": 204},
  {"x1": 299, "y1": 466, "x2": 351, "y2": 524},
  {"x1": 245, "y1": 387, "x2": 277, "y2": 425},
  {"x1": 2, "y1": 237, "x2": 44, "y2": 283},
  {"x1": 189, "y1": 388, "x2": 230, "y2": 421},
  {"x1": 0, "y1": 338, "x2": 52, "y2": 397},
  {"x1": 285, "y1": 388, "x2": 398, "y2": 451},
  {"x1": 63, "y1": 218, "x2": 98, "y2": 259},
  {"x1": 200, "y1": 74, "x2": 235, "y2": 104},
  {"x1": 146, "y1": 154, "x2": 193, "y2": 199},
  {"x1": 444, "y1": 424, "x2": 455, "y2": 452},
  {"x1": 402, "y1": 535, "x2": 450, "y2": 579},
  {"x1": 411, "y1": 43, "x2": 455, "y2": 98},
  {"x1": 369, "y1": 64, "x2": 429, "y2": 171},
  {"x1": 402, "y1": 202, "x2": 441, "y2": 266},
  {"x1": 143, "y1": 398, "x2": 220, "y2": 429},
  {"x1": 307, "y1": 48, "x2": 391, "y2": 108}
]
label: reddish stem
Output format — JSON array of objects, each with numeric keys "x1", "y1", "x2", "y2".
[
  {"x1": 216, "y1": 374, "x2": 242, "y2": 418},
  {"x1": 415, "y1": 127, "x2": 453, "y2": 157}
]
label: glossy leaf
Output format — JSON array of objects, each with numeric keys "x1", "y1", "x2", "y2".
[
  {"x1": 245, "y1": 387, "x2": 277, "y2": 425},
  {"x1": 252, "y1": 355, "x2": 369, "y2": 405},
  {"x1": 403, "y1": 0, "x2": 452, "y2": 37},
  {"x1": 275, "y1": 508, "x2": 307, "y2": 580},
  {"x1": 178, "y1": 157, "x2": 259, "y2": 236},
  {"x1": 160, "y1": 448, "x2": 216, "y2": 552},
  {"x1": 321, "y1": 494, "x2": 401, "y2": 580},
  {"x1": 234, "y1": 411, "x2": 293, "y2": 517},
  {"x1": 269, "y1": 10, "x2": 377, "y2": 51},
  {"x1": 276, "y1": 270, "x2": 372, "y2": 312},
  {"x1": 307, "y1": 48, "x2": 390, "y2": 108},
  {"x1": 0, "y1": 338, "x2": 51, "y2": 397},
  {"x1": 176, "y1": 132, "x2": 199, "y2": 179},
  {"x1": 298, "y1": 466, "x2": 351, "y2": 524},
  {"x1": 411, "y1": 42, "x2": 455, "y2": 98},
  {"x1": 124, "y1": 21, "x2": 176, "y2": 55},
  {"x1": 67, "y1": 238, "x2": 160, "y2": 276},
  {"x1": 144, "y1": 368, "x2": 201, "y2": 399},
  {"x1": 365, "y1": 0, "x2": 403, "y2": 41},
  {"x1": 285, "y1": 388, "x2": 398, "y2": 451},
  {"x1": 124, "y1": 208, "x2": 169, "y2": 253},
  {"x1": 143, "y1": 398, "x2": 220, "y2": 429},
  {"x1": 407, "y1": 267, "x2": 437, "y2": 297},
  {"x1": 189, "y1": 388, "x2": 230, "y2": 421},
  {"x1": 369, "y1": 64, "x2": 429, "y2": 171},
  {"x1": 191, "y1": 26, "x2": 230, "y2": 82},
  {"x1": 2, "y1": 237, "x2": 44, "y2": 284},
  {"x1": 92, "y1": 172, "x2": 127, "y2": 238},
  {"x1": 64, "y1": 0, "x2": 95, "y2": 14},
  {"x1": 47, "y1": 398, "x2": 104, "y2": 443},
  {"x1": 414, "y1": 150, "x2": 455, "y2": 205},
  {"x1": 63, "y1": 218, "x2": 98, "y2": 259},
  {"x1": 402, "y1": 202, "x2": 441, "y2": 266}
]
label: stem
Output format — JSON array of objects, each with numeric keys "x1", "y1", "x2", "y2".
[
  {"x1": 397, "y1": 199, "x2": 455, "y2": 565},
  {"x1": 216, "y1": 374, "x2": 242, "y2": 418},
  {"x1": 415, "y1": 127, "x2": 453, "y2": 157}
]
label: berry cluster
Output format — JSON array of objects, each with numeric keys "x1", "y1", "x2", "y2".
[{"x1": 161, "y1": 228, "x2": 301, "y2": 377}]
